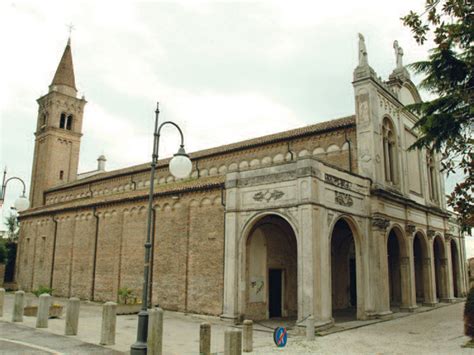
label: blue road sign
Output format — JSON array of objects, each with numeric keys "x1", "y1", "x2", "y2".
[{"x1": 273, "y1": 326, "x2": 288, "y2": 348}]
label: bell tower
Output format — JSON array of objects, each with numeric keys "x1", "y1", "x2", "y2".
[{"x1": 29, "y1": 38, "x2": 87, "y2": 208}]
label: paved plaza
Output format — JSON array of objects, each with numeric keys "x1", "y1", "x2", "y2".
[{"x1": 0, "y1": 292, "x2": 472, "y2": 354}]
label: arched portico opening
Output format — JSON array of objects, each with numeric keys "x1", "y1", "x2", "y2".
[
  {"x1": 433, "y1": 235, "x2": 447, "y2": 300},
  {"x1": 413, "y1": 232, "x2": 429, "y2": 303},
  {"x1": 330, "y1": 218, "x2": 360, "y2": 320},
  {"x1": 387, "y1": 227, "x2": 410, "y2": 309},
  {"x1": 244, "y1": 214, "x2": 297, "y2": 320},
  {"x1": 450, "y1": 239, "x2": 461, "y2": 298}
]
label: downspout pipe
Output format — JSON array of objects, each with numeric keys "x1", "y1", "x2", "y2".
[
  {"x1": 50, "y1": 215, "x2": 59, "y2": 289},
  {"x1": 91, "y1": 207, "x2": 100, "y2": 301}
]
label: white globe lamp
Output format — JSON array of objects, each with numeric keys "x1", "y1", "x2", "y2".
[
  {"x1": 14, "y1": 194, "x2": 30, "y2": 212},
  {"x1": 169, "y1": 146, "x2": 192, "y2": 179}
]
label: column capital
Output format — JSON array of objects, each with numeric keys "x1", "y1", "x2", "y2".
[
  {"x1": 372, "y1": 214, "x2": 390, "y2": 231},
  {"x1": 405, "y1": 224, "x2": 416, "y2": 234},
  {"x1": 427, "y1": 229, "x2": 436, "y2": 239},
  {"x1": 444, "y1": 233, "x2": 453, "y2": 242}
]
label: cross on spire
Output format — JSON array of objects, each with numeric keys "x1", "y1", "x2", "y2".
[{"x1": 66, "y1": 23, "x2": 75, "y2": 45}]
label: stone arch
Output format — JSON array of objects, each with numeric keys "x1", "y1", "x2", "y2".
[
  {"x1": 241, "y1": 212, "x2": 298, "y2": 320},
  {"x1": 313, "y1": 147, "x2": 325, "y2": 155},
  {"x1": 433, "y1": 235, "x2": 448, "y2": 300},
  {"x1": 298, "y1": 149, "x2": 310, "y2": 158},
  {"x1": 413, "y1": 231, "x2": 430, "y2": 303},
  {"x1": 273, "y1": 153, "x2": 285, "y2": 163},
  {"x1": 329, "y1": 215, "x2": 364, "y2": 320},
  {"x1": 385, "y1": 225, "x2": 410, "y2": 309},
  {"x1": 450, "y1": 238, "x2": 461, "y2": 298}
]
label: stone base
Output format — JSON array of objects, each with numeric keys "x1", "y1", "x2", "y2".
[
  {"x1": 422, "y1": 302, "x2": 438, "y2": 307},
  {"x1": 116, "y1": 304, "x2": 141, "y2": 315},
  {"x1": 220, "y1": 313, "x2": 241, "y2": 324},
  {"x1": 399, "y1": 305, "x2": 417, "y2": 313},
  {"x1": 440, "y1": 298, "x2": 456, "y2": 303},
  {"x1": 375, "y1": 311, "x2": 393, "y2": 320}
]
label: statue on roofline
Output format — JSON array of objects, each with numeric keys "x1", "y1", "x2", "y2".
[
  {"x1": 358, "y1": 33, "x2": 368, "y2": 67},
  {"x1": 393, "y1": 40, "x2": 404, "y2": 69}
]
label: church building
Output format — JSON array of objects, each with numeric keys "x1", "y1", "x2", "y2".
[{"x1": 16, "y1": 35, "x2": 468, "y2": 326}]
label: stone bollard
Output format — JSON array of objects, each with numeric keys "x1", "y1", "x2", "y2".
[
  {"x1": 0, "y1": 288, "x2": 5, "y2": 317},
  {"x1": 199, "y1": 322, "x2": 211, "y2": 355},
  {"x1": 65, "y1": 297, "x2": 80, "y2": 335},
  {"x1": 224, "y1": 327, "x2": 242, "y2": 355},
  {"x1": 100, "y1": 302, "x2": 117, "y2": 345},
  {"x1": 243, "y1": 320, "x2": 253, "y2": 352},
  {"x1": 306, "y1": 316, "x2": 315, "y2": 340},
  {"x1": 36, "y1": 293, "x2": 51, "y2": 328},
  {"x1": 12, "y1": 290, "x2": 25, "y2": 322},
  {"x1": 148, "y1": 307, "x2": 164, "y2": 355}
]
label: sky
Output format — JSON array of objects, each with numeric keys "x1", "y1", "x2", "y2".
[{"x1": 0, "y1": 0, "x2": 471, "y2": 255}]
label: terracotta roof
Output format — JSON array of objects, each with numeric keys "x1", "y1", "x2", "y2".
[
  {"x1": 51, "y1": 39, "x2": 76, "y2": 90},
  {"x1": 21, "y1": 176, "x2": 224, "y2": 217},
  {"x1": 47, "y1": 114, "x2": 355, "y2": 192}
]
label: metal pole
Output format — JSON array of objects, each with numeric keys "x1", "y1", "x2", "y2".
[{"x1": 131, "y1": 103, "x2": 161, "y2": 354}]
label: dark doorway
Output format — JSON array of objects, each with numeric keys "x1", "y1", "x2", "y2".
[
  {"x1": 349, "y1": 257, "x2": 357, "y2": 306},
  {"x1": 269, "y1": 269, "x2": 282, "y2": 318}
]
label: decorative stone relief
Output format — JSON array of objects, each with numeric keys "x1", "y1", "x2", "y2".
[
  {"x1": 427, "y1": 229, "x2": 436, "y2": 239},
  {"x1": 335, "y1": 191, "x2": 354, "y2": 207},
  {"x1": 252, "y1": 189, "x2": 285, "y2": 203},
  {"x1": 444, "y1": 233, "x2": 453, "y2": 242},
  {"x1": 325, "y1": 174, "x2": 352, "y2": 190},
  {"x1": 372, "y1": 214, "x2": 390, "y2": 230},
  {"x1": 405, "y1": 224, "x2": 416, "y2": 234}
]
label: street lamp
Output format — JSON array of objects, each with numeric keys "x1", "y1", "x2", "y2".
[
  {"x1": 131, "y1": 102, "x2": 192, "y2": 354},
  {"x1": 0, "y1": 169, "x2": 30, "y2": 212}
]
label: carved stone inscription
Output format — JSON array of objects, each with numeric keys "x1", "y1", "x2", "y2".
[
  {"x1": 335, "y1": 191, "x2": 354, "y2": 207},
  {"x1": 253, "y1": 189, "x2": 285, "y2": 202},
  {"x1": 325, "y1": 174, "x2": 352, "y2": 190}
]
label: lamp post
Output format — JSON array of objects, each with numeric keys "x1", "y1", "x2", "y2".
[
  {"x1": 0, "y1": 169, "x2": 30, "y2": 212},
  {"x1": 131, "y1": 103, "x2": 192, "y2": 354}
]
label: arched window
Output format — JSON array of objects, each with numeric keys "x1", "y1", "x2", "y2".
[
  {"x1": 40, "y1": 113, "x2": 47, "y2": 130},
  {"x1": 426, "y1": 150, "x2": 438, "y2": 201},
  {"x1": 382, "y1": 118, "x2": 397, "y2": 183},
  {"x1": 66, "y1": 114, "x2": 73, "y2": 130},
  {"x1": 60, "y1": 113, "x2": 66, "y2": 129}
]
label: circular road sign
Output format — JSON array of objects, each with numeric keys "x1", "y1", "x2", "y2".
[{"x1": 273, "y1": 326, "x2": 288, "y2": 348}]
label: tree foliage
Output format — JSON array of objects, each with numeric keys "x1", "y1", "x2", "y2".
[
  {"x1": 4, "y1": 213, "x2": 19, "y2": 242},
  {"x1": 402, "y1": 0, "x2": 473, "y2": 230}
]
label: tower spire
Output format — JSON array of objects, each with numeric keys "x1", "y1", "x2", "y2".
[{"x1": 50, "y1": 37, "x2": 77, "y2": 92}]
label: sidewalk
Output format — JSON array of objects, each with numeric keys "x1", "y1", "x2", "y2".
[{"x1": 0, "y1": 292, "x2": 275, "y2": 354}]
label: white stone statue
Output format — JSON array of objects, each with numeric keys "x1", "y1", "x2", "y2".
[
  {"x1": 393, "y1": 40, "x2": 404, "y2": 69},
  {"x1": 358, "y1": 33, "x2": 368, "y2": 66}
]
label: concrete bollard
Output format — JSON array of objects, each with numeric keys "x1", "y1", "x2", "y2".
[
  {"x1": 224, "y1": 327, "x2": 242, "y2": 355},
  {"x1": 12, "y1": 290, "x2": 25, "y2": 322},
  {"x1": 148, "y1": 307, "x2": 164, "y2": 355},
  {"x1": 0, "y1": 288, "x2": 5, "y2": 317},
  {"x1": 306, "y1": 315, "x2": 315, "y2": 340},
  {"x1": 243, "y1": 320, "x2": 253, "y2": 352},
  {"x1": 100, "y1": 302, "x2": 117, "y2": 345},
  {"x1": 65, "y1": 297, "x2": 80, "y2": 335},
  {"x1": 199, "y1": 322, "x2": 211, "y2": 355},
  {"x1": 36, "y1": 293, "x2": 51, "y2": 328}
]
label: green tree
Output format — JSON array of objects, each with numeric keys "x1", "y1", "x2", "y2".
[
  {"x1": 4, "y1": 213, "x2": 19, "y2": 242},
  {"x1": 401, "y1": 0, "x2": 473, "y2": 230}
]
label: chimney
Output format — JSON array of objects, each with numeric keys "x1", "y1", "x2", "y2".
[{"x1": 97, "y1": 155, "x2": 106, "y2": 171}]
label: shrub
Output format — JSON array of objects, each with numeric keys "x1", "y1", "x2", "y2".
[
  {"x1": 464, "y1": 287, "x2": 474, "y2": 340},
  {"x1": 32, "y1": 285, "x2": 54, "y2": 297},
  {"x1": 0, "y1": 241, "x2": 7, "y2": 264},
  {"x1": 118, "y1": 287, "x2": 136, "y2": 304}
]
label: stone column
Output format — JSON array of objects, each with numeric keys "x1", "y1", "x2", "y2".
[
  {"x1": 443, "y1": 239, "x2": 455, "y2": 301},
  {"x1": 12, "y1": 290, "x2": 25, "y2": 322},
  {"x1": 148, "y1": 307, "x2": 164, "y2": 355},
  {"x1": 221, "y1": 209, "x2": 240, "y2": 321},
  {"x1": 405, "y1": 232, "x2": 418, "y2": 310},
  {"x1": 199, "y1": 323, "x2": 211, "y2": 355},
  {"x1": 224, "y1": 328, "x2": 242, "y2": 355},
  {"x1": 100, "y1": 302, "x2": 117, "y2": 345},
  {"x1": 370, "y1": 219, "x2": 392, "y2": 318},
  {"x1": 423, "y1": 255, "x2": 437, "y2": 306},
  {"x1": 400, "y1": 256, "x2": 416, "y2": 311},
  {"x1": 65, "y1": 297, "x2": 80, "y2": 335},
  {"x1": 243, "y1": 320, "x2": 253, "y2": 352},
  {"x1": 36, "y1": 293, "x2": 51, "y2": 328},
  {"x1": 0, "y1": 288, "x2": 5, "y2": 317}
]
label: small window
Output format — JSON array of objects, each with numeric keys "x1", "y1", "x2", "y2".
[
  {"x1": 59, "y1": 170, "x2": 64, "y2": 180},
  {"x1": 60, "y1": 113, "x2": 66, "y2": 129},
  {"x1": 66, "y1": 115, "x2": 73, "y2": 130},
  {"x1": 40, "y1": 113, "x2": 47, "y2": 130},
  {"x1": 427, "y1": 151, "x2": 438, "y2": 201},
  {"x1": 382, "y1": 117, "x2": 397, "y2": 183}
]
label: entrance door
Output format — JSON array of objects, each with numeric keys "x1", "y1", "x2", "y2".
[{"x1": 269, "y1": 269, "x2": 282, "y2": 318}]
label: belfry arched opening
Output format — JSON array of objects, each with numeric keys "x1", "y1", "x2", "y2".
[{"x1": 245, "y1": 215, "x2": 298, "y2": 320}]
